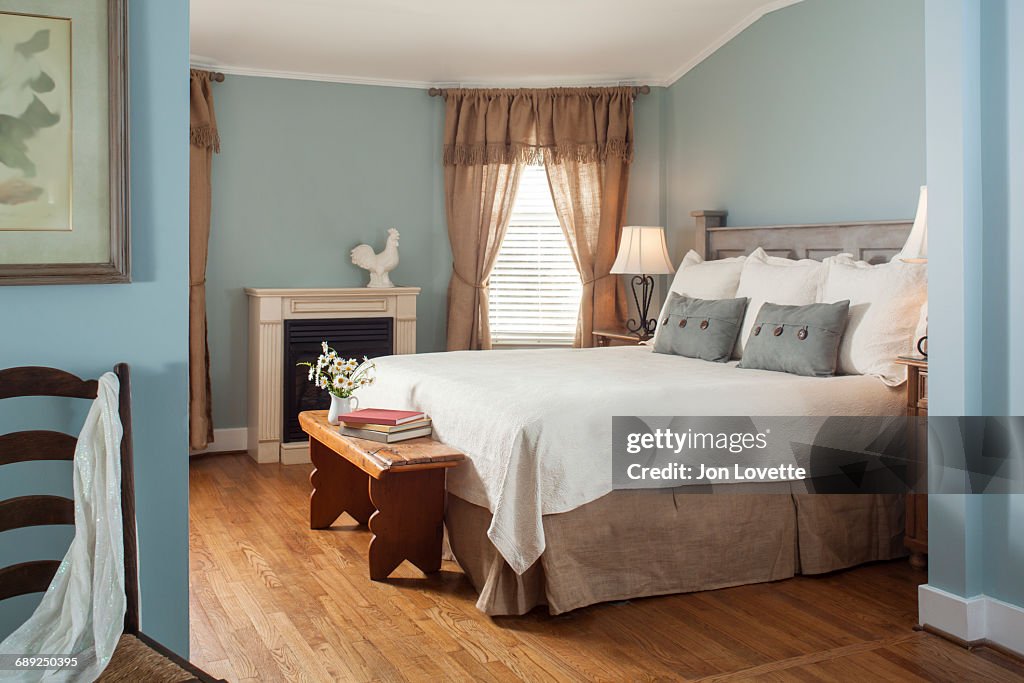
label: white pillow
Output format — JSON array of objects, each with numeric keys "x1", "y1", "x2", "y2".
[
  {"x1": 666, "y1": 250, "x2": 746, "y2": 299},
  {"x1": 654, "y1": 250, "x2": 746, "y2": 327},
  {"x1": 733, "y1": 248, "x2": 825, "y2": 358},
  {"x1": 819, "y1": 254, "x2": 927, "y2": 385}
]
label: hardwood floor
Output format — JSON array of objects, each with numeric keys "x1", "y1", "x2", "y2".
[{"x1": 189, "y1": 453, "x2": 1024, "y2": 682}]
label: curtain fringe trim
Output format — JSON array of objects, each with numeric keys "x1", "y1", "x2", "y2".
[
  {"x1": 190, "y1": 124, "x2": 221, "y2": 153},
  {"x1": 443, "y1": 140, "x2": 632, "y2": 166}
]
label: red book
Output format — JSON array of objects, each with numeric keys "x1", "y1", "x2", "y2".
[{"x1": 337, "y1": 408, "x2": 426, "y2": 426}]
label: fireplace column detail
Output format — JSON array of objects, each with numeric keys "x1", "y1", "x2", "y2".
[{"x1": 245, "y1": 287, "x2": 420, "y2": 464}]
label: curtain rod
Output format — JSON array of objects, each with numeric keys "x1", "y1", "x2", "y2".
[
  {"x1": 190, "y1": 66, "x2": 225, "y2": 81},
  {"x1": 427, "y1": 85, "x2": 651, "y2": 97}
]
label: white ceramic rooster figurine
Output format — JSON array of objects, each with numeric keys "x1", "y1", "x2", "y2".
[{"x1": 350, "y1": 228, "x2": 400, "y2": 288}]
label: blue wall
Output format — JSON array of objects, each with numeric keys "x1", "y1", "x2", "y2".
[
  {"x1": 205, "y1": 77, "x2": 447, "y2": 429},
  {"x1": 661, "y1": 0, "x2": 925, "y2": 261},
  {"x1": 627, "y1": 87, "x2": 666, "y2": 228},
  {"x1": 0, "y1": 0, "x2": 191, "y2": 655},
  {"x1": 205, "y1": 79, "x2": 665, "y2": 429},
  {"x1": 925, "y1": 0, "x2": 1024, "y2": 609}
]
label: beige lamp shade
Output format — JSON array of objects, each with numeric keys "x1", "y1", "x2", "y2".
[
  {"x1": 610, "y1": 226, "x2": 676, "y2": 275},
  {"x1": 900, "y1": 186, "x2": 928, "y2": 263}
]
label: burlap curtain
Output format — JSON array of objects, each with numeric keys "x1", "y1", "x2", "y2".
[
  {"x1": 546, "y1": 158, "x2": 629, "y2": 346},
  {"x1": 442, "y1": 87, "x2": 634, "y2": 350},
  {"x1": 444, "y1": 162, "x2": 522, "y2": 350},
  {"x1": 189, "y1": 70, "x2": 220, "y2": 451}
]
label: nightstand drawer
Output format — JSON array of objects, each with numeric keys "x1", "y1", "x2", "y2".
[{"x1": 917, "y1": 370, "x2": 928, "y2": 409}]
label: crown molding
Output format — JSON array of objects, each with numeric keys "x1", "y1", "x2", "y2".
[
  {"x1": 190, "y1": 0, "x2": 804, "y2": 91},
  {"x1": 660, "y1": 0, "x2": 804, "y2": 86}
]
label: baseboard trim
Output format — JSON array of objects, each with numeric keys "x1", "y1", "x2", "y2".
[
  {"x1": 280, "y1": 441, "x2": 311, "y2": 465},
  {"x1": 986, "y1": 596, "x2": 1024, "y2": 659},
  {"x1": 919, "y1": 584, "x2": 1024, "y2": 657},
  {"x1": 190, "y1": 427, "x2": 247, "y2": 456}
]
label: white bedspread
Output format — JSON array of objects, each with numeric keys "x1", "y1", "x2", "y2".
[{"x1": 357, "y1": 346, "x2": 903, "y2": 574}]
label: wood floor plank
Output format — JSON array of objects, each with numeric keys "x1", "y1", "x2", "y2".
[
  {"x1": 693, "y1": 633, "x2": 921, "y2": 682},
  {"x1": 189, "y1": 454, "x2": 1024, "y2": 683},
  {"x1": 197, "y1": 658, "x2": 239, "y2": 683},
  {"x1": 878, "y1": 636, "x2": 1023, "y2": 683}
]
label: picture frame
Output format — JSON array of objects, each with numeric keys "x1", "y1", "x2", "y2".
[{"x1": 0, "y1": 0, "x2": 129, "y2": 285}]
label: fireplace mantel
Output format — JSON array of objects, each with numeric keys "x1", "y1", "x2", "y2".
[{"x1": 245, "y1": 287, "x2": 419, "y2": 464}]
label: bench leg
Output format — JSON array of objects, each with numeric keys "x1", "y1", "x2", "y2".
[
  {"x1": 367, "y1": 469, "x2": 446, "y2": 580},
  {"x1": 309, "y1": 437, "x2": 375, "y2": 529}
]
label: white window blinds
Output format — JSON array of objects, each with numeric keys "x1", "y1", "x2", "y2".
[{"x1": 488, "y1": 164, "x2": 582, "y2": 347}]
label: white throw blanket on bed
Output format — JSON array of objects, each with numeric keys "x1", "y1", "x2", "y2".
[
  {"x1": 358, "y1": 346, "x2": 902, "y2": 575},
  {"x1": 0, "y1": 373, "x2": 126, "y2": 683}
]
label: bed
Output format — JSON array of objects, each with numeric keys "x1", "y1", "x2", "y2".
[{"x1": 357, "y1": 212, "x2": 918, "y2": 616}]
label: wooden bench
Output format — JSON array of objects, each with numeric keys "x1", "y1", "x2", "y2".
[{"x1": 299, "y1": 410, "x2": 465, "y2": 580}]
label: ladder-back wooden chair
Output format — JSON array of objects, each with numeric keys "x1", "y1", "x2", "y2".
[{"x1": 0, "y1": 364, "x2": 221, "y2": 682}]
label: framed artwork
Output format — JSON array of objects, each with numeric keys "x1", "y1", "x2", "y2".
[{"x1": 0, "y1": 0, "x2": 128, "y2": 285}]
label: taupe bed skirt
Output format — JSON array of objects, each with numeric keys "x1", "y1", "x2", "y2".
[{"x1": 445, "y1": 490, "x2": 905, "y2": 616}]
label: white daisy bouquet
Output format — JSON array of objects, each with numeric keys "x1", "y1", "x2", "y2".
[{"x1": 298, "y1": 341, "x2": 376, "y2": 398}]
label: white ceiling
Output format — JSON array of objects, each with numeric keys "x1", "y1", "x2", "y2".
[{"x1": 190, "y1": 0, "x2": 802, "y2": 88}]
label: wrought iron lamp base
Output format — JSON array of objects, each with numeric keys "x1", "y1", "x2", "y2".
[{"x1": 624, "y1": 274, "x2": 657, "y2": 340}]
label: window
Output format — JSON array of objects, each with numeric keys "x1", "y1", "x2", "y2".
[{"x1": 488, "y1": 164, "x2": 582, "y2": 347}]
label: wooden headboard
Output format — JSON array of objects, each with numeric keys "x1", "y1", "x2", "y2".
[{"x1": 691, "y1": 210, "x2": 913, "y2": 264}]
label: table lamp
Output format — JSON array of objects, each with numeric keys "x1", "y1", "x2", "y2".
[
  {"x1": 610, "y1": 226, "x2": 676, "y2": 339},
  {"x1": 900, "y1": 186, "x2": 928, "y2": 356}
]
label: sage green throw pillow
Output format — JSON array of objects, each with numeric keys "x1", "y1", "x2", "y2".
[
  {"x1": 653, "y1": 293, "x2": 749, "y2": 363},
  {"x1": 738, "y1": 301, "x2": 851, "y2": 377}
]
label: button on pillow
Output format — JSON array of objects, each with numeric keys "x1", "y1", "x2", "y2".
[
  {"x1": 652, "y1": 250, "x2": 747, "y2": 329},
  {"x1": 653, "y1": 293, "x2": 749, "y2": 363},
  {"x1": 738, "y1": 301, "x2": 850, "y2": 377}
]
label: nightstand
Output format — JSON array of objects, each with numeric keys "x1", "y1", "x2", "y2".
[
  {"x1": 895, "y1": 356, "x2": 928, "y2": 569},
  {"x1": 593, "y1": 329, "x2": 648, "y2": 347}
]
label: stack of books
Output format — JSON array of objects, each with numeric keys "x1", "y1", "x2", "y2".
[{"x1": 337, "y1": 408, "x2": 431, "y2": 443}]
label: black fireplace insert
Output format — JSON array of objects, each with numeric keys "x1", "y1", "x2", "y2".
[{"x1": 282, "y1": 317, "x2": 394, "y2": 443}]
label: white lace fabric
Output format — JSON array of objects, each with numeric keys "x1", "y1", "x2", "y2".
[{"x1": 1, "y1": 372, "x2": 127, "y2": 682}]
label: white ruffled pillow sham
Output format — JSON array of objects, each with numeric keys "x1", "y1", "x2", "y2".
[
  {"x1": 666, "y1": 249, "x2": 746, "y2": 299},
  {"x1": 818, "y1": 254, "x2": 927, "y2": 385},
  {"x1": 732, "y1": 248, "x2": 825, "y2": 358}
]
